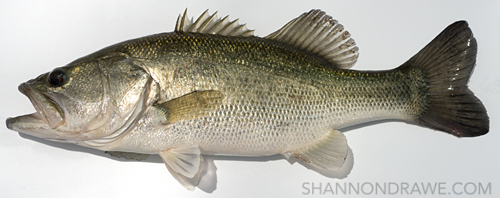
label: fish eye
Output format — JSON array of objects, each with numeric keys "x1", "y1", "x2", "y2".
[{"x1": 47, "y1": 68, "x2": 66, "y2": 87}]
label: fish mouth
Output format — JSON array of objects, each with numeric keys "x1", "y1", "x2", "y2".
[{"x1": 15, "y1": 83, "x2": 65, "y2": 129}]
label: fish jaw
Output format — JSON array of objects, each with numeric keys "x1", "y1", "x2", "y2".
[
  {"x1": 6, "y1": 83, "x2": 78, "y2": 143},
  {"x1": 18, "y1": 83, "x2": 65, "y2": 129},
  {"x1": 7, "y1": 113, "x2": 57, "y2": 141}
]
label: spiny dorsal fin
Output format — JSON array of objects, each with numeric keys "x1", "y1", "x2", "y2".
[
  {"x1": 175, "y1": 9, "x2": 254, "y2": 37},
  {"x1": 265, "y1": 9, "x2": 359, "y2": 69}
]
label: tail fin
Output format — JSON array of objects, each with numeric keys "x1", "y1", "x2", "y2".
[{"x1": 405, "y1": 21, "x2": 489, "y2": 137}]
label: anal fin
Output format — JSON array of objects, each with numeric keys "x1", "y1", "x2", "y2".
[{"x1": 282, "y1": 129, "x2": 348, "y2": 170}]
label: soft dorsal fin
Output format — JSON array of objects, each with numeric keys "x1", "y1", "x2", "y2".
[
  {"x1": 175, "y1": 9, "x2": 254, "y2": 37},
  {"x1": 265, "y1": 9, "x2": 359, "y2": 69}
]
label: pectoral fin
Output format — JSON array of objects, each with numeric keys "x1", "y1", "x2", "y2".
[
  {"x1": 155, "y1": 90, "x2": 224, "y2": 125},
  {"x1": 159, "y1": 145, "x2": 204, "y2": 190},
  {"x1": 282, "y1": 129, "x2": 348, "y2": 170}
]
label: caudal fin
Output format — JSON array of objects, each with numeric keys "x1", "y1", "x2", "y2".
[{"x1": 405, "y1": 21, "x2": 488, "y2": 137}]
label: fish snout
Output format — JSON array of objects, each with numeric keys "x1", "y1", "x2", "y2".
[{"x1": 6, "y1": 117, "x2": 14, "y2": 130}]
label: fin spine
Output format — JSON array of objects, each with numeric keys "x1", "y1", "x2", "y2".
[{"x1": 174, "y1": 9, "x2": 254, "y2": 37}]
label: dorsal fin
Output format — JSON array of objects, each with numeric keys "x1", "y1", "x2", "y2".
[
  {"x1": 265, "y1": 9, "x2": 359, "y2": 69},
  {"x1": 175, "y1": 9, "x2": 254, "y2": 37}
]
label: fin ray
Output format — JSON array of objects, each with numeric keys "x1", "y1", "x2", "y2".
[
  {"x1": 159, "y1": 146, "x2": 201, "y2": 178},
  {"x1": 403, "y1": 21, "x2": 489, "y2": 137},
  {"x1": 266, "y1": 10, "x2": 359, "y2": 69},
  {"x1": 175, "y1": 9, "x2": 254, "y2": 37},
  {"x1": 164, "y1": 155, "x2": 205, "y2": 190},
  {"x1": 155, "y1": 90, "x2": 224, "y2": 125},
  {"x1": 283, "y1": 129, "x2": 348, "y2": 170},
  {"x1": 159, "y1": 145, "x2": 204, "y2": 190}
]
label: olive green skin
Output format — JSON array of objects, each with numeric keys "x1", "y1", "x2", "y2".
[{"x1": 68, "y1": 32, "x2": 424, "y2": 155}]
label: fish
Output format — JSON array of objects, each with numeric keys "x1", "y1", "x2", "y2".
[{"x1": 6, "y1": 9, "x2": 489, "y2": 189}]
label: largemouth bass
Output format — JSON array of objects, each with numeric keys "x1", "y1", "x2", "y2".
[{"x1": 6, "y1": 9, "x2": 489, "y2": 189}]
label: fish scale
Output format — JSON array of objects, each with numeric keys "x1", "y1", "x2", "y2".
[
  {"x1": 100, "y1": 32, "x2": 418, "y2": 156},
  {"x1": 6, "y1": 9, "x2": 488, "y2": 190}
]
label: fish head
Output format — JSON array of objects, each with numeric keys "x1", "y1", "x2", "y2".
[
  {"x1": 6, "y1": 60, "x2": 109, "y2": 142},
  {"x1": 6, "y1": 55, "x2": 155, "y2": 144}
]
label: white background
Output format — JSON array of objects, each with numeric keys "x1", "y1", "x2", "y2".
[{"x1": 1, "y1": 1, "x2": 498, "y2": 197}]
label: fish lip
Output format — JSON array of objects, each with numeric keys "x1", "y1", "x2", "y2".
[
  {"x1": 6, "y1": 112, "x2": 63, "y2": 140},
  {"x1": 17, "y1": 83, "x2": 42, "y2": 117},
  {"x1": 6, "y1": 117, "x2": 15, "y2": 130},
  {"x1": 18, "y1": 83, "x2": 43, "y2": 118},
  {"x1": 6, "y1": 113, "x2": 44, "y2": 130},
  {"x1": 18, "y1": 83, "x2": 65, "y2": 128}
]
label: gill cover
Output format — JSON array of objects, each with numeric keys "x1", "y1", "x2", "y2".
[{"x1": 82, "y1": 55, "x2": 156, "y2": 146}]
